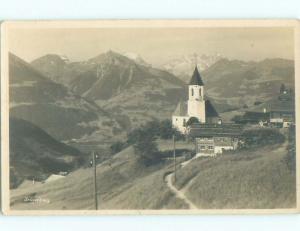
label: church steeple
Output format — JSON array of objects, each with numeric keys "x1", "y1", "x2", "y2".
[{"x1": 189, "y1": 66, "x2": 204, "y2": 86}]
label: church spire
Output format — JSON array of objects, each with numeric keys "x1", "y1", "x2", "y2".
[{"x1": 189, "y1": 66, "x2": 204, "y2": 86}]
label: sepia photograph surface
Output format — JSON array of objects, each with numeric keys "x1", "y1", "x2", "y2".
[{"x1": 1, "y1": 20, "x2": 299, "y2": 215}]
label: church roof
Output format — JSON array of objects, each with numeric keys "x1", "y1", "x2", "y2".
[
  {"x1": 189, "y1": 66, "x2": 204, "y2": 86},
  {"x1": 173, "y1": 100, "x2": 188, "y2": 116},
  {"x1": 189, "y1": 124, "x2": 243, "y2": 137},
  {"x1": 205, "y1": 100, "x2": 219, "y2": 118}
]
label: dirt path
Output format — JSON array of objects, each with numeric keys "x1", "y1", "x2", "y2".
[
  {"x1": 165, "y1": 157, "x2": 199, "y2": 209},
  {"x1": 166, "y1": 173, "x2": 198, "y2": 209}
]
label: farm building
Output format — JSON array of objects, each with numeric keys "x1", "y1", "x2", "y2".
[
  {"x1": 189, "y1": 123, "x2": 243, "y2": 156},
  {"x1": 244, "y1": 92, "x2": 295, "y2": 128}
]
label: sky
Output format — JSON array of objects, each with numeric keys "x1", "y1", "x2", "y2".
[{"x1": 8, "y1": 27, "x2": 294, "y2": 65}]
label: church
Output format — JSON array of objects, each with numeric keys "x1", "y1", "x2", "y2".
[
  {"x1": 172, "y1": 66, "x2": 219, "y2": 133},
  {"x1": 172, "y1": 67, "x2": 243, "y2": 156}
]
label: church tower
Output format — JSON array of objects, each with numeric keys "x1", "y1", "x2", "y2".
[{"x1": 187, "y1": 66, "x2": 206, "y2": 123}]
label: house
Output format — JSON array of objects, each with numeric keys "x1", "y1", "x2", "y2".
[
  {"x1": 244, "y1": 91, "x2": 295, "y2": 128},
  {"x1": 172, "y1": 66, "x2": 220, "y2": 133},
  {"x1": 189, "y1": 123, "x2": 243, "y2": 156}
]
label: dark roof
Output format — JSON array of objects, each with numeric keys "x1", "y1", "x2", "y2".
[
  {"x1": 205, "y1": 100, "x2": 219, "y2": 118},
  {"x1": 189, "y1": 123, "x2": 243, "y2": 137},
  {"x1": 189, "y1": 66, "x2": 204, "y2": 86},
  {"x1": 173, "y1": 100, "x2": 188, "y2": 116}
]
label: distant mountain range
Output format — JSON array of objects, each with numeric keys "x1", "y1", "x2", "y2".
[
  {"x1": 201, "y1": 58, "x2": 294, "y2": 110},
  {"x1": 31, "y1": 51, "x2": 186, "y2": 130},
  {"x1": 25, "y1": 51, "x2": 295, "y2": 133},
  {"x1": 10, "y1": 53, "x2": 123, "y2": 143},
  {"x1": 159, "y1": 53, "x2": 224, "y2": 82}
]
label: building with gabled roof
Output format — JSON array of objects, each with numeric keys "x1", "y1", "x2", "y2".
[
  {"x1": 172, "y1": 66, "x2": 220, "y2": 133},
  {"x1": 242, "y1": 90, "x2": 295, "y2": 128},
  {"x1": 189, "y1": 123, "x2": 243, "y2": 156}
]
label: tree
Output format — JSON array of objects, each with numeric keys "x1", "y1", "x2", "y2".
[
  {"x1": 127, "y1": 128, "x2": 143, "y2": 145},
  {"x1": 280, "y1": 83, "x2": 286, "y2": 94},
  {"x1": 159, "y1": 119, "x2": 174, "y2": 139},
  {"x1": 142, "y1": 119, "x2": 160, "y2": 138},
  {"x1": 110, "y1": 141, "x2": 125, "y2": 154},
  {"x1": 186, "y1": 117, "x2": 199, "y2": 127},
  {"x1": 134, "y1": 129, "x2": 159, "y2": 165}
]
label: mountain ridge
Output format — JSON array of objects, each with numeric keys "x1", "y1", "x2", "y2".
[{"x1": 10, "y1": 53, "x2": 124, "y2": 143}]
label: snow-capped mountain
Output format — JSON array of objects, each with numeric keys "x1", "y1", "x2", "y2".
[
  {"x1": 123, "y1": 52, "x2": 151, "y2": 67},
  {"x1": 160, "y1": 53, "x2": 224, "y2": 82}
]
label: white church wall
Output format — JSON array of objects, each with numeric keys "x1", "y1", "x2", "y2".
[
  {"x1": 187, "y1": 100, "x2": 206, "y2": 122},
  {"x1": 172, "y1": 116, "x2": 189, "y2": 133}
]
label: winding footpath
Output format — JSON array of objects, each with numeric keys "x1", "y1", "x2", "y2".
[{"x1": 165, "y1": 158, "x2": 199, "y2": 209}]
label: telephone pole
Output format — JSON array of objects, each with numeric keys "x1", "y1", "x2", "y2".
[
  {"x1": 92, "y1": 151, "x2": 98, "y2": 210},
  {"x1": 173, "y1": 134, "x2": 176, "y2": 183}
]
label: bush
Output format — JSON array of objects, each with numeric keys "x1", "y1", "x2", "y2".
[
  {"x1": 242, "y1": 128, "x2": 285, "y2": 148},
  {"x1": 133, "y1": 129, "x2": 160, "y2": 166},
  {"x1": 159, "y1": 119, "x2": 174, "y2": 139},
  {"x1": 127, "y1": 119, "x2": 184, "y2": 143},
  {"x1": 110, "y1": 141, "x2": 126, "y2": 154},
  {"x1": 186, "y1": 117, "x2": 199, "y2": 127},
  {"x1": 125, "y1": 119, "x2": 186, "y2": 165},
  {"x1": 254, "y1": 101, "x2": 263, "y2": 106},
  {"x1": 285, "y1": 125, "x2": 296, "y2": 172}
]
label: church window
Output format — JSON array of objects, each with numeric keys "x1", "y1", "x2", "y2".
[
  {"x1": 208, "y1": 146, "x2": 214, "y2": 150},
  {"x1": 199, "y1": 88, "x2": 202, "y2": 97},
  {"x1": 191, "y1": 88, "x2": 194, "y2": 96},
  {"x1": 200, "y1": 145, "x2": 206, "y2": 150}
]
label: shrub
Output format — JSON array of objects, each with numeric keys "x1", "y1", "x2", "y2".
[
  {"x1": 133, "y1": 129, "x2": 160, "y2": 166},
  {"x1": 186, "y1": 117, "x2": 199, "y2": 127},
  {"x1": 285, "y1": 125, "x2": 296, "y2": 172},
  {"x1": 242, "y1": 128, "x2": 285, "y2": 148},
  {"x1": 110, "y1": 141, "x2": 126, "y2": 154},
  {"x1": 254, "y1": 101, "x2": 263, "y2": 106},
  {"x1": 159, "y1": 119, "x2": 174, "y2": 139}
]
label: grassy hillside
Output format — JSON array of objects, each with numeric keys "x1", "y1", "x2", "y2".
[
  {"x1": 10, "y1": 127, "x2": 296, "y2": 210},
  {"x1": 10, "y1": 146, "x2": 187, "y2": 210},
  {"x1": 10, "y1": 53, "x2": 123, "y2": 142},
  {"x1": 10, "y1": 117, "x2": 85, "y2": 189},
  {"x1": 173, "y1": 141, "x2": 296, "y2": 209},
  {"x1": 202, "y1": 58, "x2": 294, "y2": 109}
]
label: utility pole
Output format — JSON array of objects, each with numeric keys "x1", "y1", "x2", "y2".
[
  {"x1": 92, "y1": 151, "x2": 98, "y2": 210},
  {"x1": 173, "y1": 134, "x2": 176, "y2": 183}
]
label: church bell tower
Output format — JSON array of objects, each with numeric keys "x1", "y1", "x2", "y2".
[{"x1": 187, "y1": 66, "x2": 206, "y2": 123}]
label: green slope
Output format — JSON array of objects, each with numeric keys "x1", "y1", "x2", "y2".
[
  {"x1": 10, "y1": 117, "x2": 85, "y2": 189},
  {"x1": 174, "y1": 141, "x2": 296, "y2": 209},
  {"x1": 10, "y1": 146, "x2": 187, "y2": 210}
]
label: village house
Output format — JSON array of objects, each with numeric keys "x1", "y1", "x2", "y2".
[
  {"x1": 243, "y1": 89, "x2": 295, "y2": 128},
  {"x1": 189, "y1": 124, "x2": 243, "y2": 156}
]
